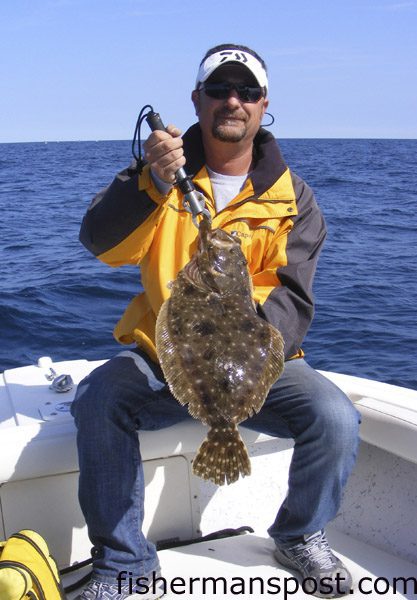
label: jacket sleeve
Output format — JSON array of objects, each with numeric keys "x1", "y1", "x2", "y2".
[
  {"x1": 79, "y1": 163, "x2": 167, "y2": 267},
  {"x1": 253, "y1": 173, "x2": 326, "y2": 360}
]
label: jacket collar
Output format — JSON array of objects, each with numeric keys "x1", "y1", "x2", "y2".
[{"x1": 182, "y1": 123, "x2": 287, "y2": 198}]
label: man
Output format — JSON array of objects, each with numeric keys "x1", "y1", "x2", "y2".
[{"x1": 72, "y1": 44, "x2": 361, "y2": 600}]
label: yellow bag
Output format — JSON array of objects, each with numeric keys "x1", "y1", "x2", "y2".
[{"x1": 0, "y1": 529, "x2": 65, "y2": 599}]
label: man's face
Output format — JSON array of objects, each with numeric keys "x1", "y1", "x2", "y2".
[{"x1": 191, "y1": 65, "x2": 269, "y2": 145}]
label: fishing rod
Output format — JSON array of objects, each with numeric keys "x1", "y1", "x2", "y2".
[{"x1": 132, "y1": 105, "x2": 211, "y2": 227}]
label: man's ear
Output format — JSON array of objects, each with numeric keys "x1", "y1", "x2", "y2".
[{"x1": 191, "y1": 89, "x2": 200, "y2": 115}]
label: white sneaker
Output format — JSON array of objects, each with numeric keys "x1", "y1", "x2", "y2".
[
  {"x1": 274, "y1": 530, "x2": 352, "y2": 597},
  {"x1": 74, "y1": 574, "x2": 164, "y2": 599}
]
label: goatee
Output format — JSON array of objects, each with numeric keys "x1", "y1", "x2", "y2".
[{"x1": 212, "y1": 112, "x2": 247, "y2": 143}]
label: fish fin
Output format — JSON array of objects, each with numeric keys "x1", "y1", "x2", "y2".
[
  {"x1": 156, "y1": 300, "x2": 207, "y2": 416},
  {"x1": 192, "y1": 424, "x2": 251, "y2": 486},
  {"x1": 265, "y1": 324, "x2": 285, "y2": 387},
  {"x1": 228, "y1": 324, "x2": 285, "y2": 423}
]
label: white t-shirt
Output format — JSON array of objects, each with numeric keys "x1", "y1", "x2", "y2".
[
  {"x1": 206, "y1": 166, "x2": 248, "y2": 213},
  {"x1": 150, "y1": 167, "x2": 249, "y2": 214}
]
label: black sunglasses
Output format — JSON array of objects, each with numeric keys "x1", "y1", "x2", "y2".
[{"x1": 199, "y1": 82, "x2": 265, "y2": 103}]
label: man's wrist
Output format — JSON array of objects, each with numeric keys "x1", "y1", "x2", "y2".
[{"x1": 150, "y1": 168, "x2": 174, "y2": 196}]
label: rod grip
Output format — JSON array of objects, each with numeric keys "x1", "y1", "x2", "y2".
[{"x1": 145, "y1": 111, "x2": 190, "y2": 190}]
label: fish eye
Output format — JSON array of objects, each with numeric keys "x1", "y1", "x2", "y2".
[{"x1": 229, "y1": 232, "x2": 242, "y2": 245}]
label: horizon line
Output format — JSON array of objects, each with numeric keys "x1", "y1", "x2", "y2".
[{"x1": 1, "y1": 136, "x2": 417, "y2": 145}]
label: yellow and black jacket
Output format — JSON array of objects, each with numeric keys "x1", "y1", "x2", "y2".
[{"x1": 80, "y1": 124, "x2": 326, "y2": 362}]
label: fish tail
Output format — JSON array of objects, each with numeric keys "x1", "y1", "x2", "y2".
[{"x1": 192, "y1": 424, "x2": 251, "y2": 486}]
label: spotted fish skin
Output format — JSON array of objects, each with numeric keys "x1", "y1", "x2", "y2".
[{"x1": 156, "y1": 218, "x2": 284, "y2": 485}]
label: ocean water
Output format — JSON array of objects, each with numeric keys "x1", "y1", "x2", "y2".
[{"x1": 1, "y1": 138, "x2": 416, "y2": 390}]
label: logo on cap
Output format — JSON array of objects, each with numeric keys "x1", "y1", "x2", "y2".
[{"x1": 219, "y1": 51, "x2": 248, "y2": 64}]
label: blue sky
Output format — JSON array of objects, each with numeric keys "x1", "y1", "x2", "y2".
[{"x1": 1, "y1": 0, "x2": 416, "y2": 142}]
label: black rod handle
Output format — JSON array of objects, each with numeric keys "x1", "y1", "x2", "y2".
[{"x1": 145, "y1": 111, "x2": 166, "y2": 132}]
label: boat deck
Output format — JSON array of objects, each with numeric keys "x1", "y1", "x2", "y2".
[{"x1": 65, "y1": 528, "x2": 416, "y2": 599}]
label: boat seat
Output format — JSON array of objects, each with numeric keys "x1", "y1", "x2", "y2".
[
  {"x1": 0, "y1": 358, "x2": 278, "y2": 484},
  {"x1": 1, "y1": 360, "x2": 417, "y2": 484}
]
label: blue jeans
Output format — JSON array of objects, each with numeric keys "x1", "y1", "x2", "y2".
[{"x1": 70, "y1": 349, "x2": 360, "y2": 582}]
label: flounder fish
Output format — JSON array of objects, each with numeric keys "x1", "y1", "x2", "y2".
[{"x1": 156, "y1": 217, "x2": 284, "y2": 485}]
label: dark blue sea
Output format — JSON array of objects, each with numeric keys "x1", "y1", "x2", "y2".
[{"x1": 1, "y1": 139, "x2": 416, "y2": 390}]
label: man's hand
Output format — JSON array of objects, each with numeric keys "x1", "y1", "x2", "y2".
[{"x1": 143, "y1": 124, "x2": 186, "y2": 184}]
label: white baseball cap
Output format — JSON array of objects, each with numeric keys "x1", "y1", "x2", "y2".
[{"x1": 196, "y1": 49, "x2": 268, "y2": 91}]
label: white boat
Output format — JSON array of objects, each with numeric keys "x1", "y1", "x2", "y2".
[{"x1": 1, "y1": 357, "x2": 417, "y2": 599}]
